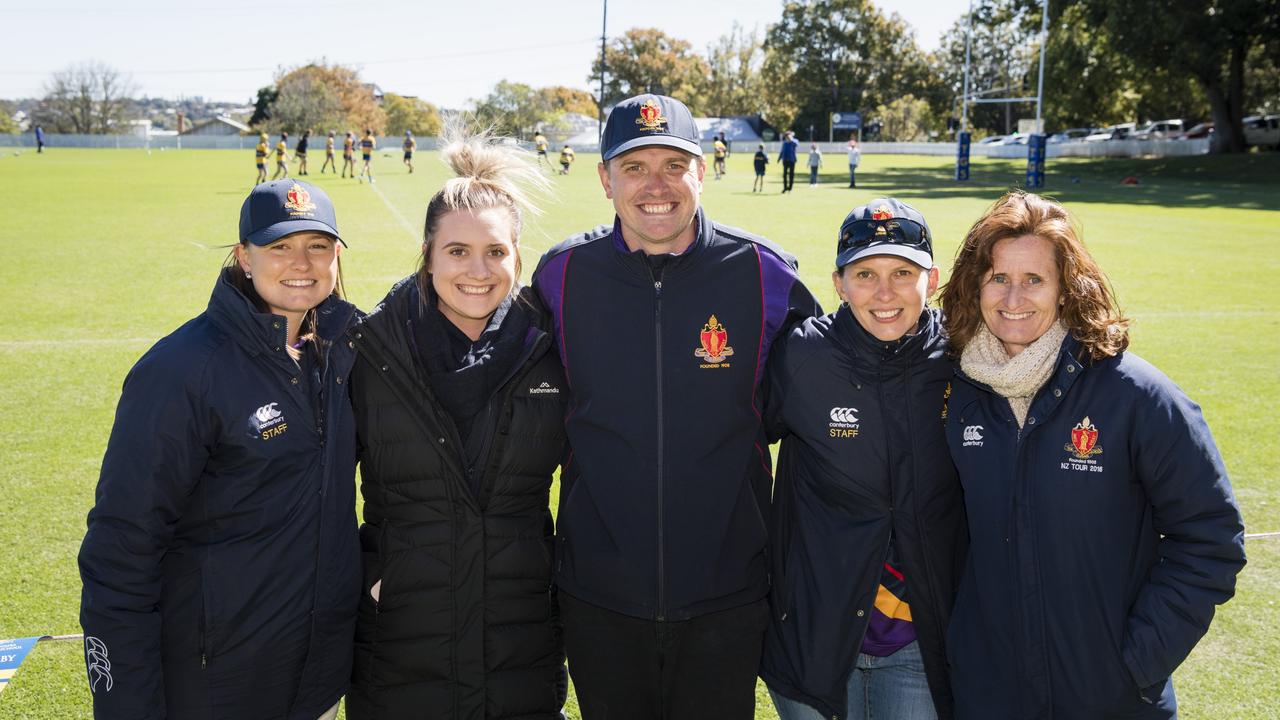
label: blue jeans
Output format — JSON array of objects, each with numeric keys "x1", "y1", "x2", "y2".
[{"x1": 769, "y1": 641, "x2": 937, "y2": 720}]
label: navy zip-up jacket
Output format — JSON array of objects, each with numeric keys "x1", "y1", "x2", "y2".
[
  {"x1": 762, "y1": 307, "x2": 964, "y2": 719},
  {"x1": 533, "y1": 209, "x2": 820, "y2": 620},
  {"x1": 945, "y1": 335, "x2": 1245, "y2": 719},
  {"x1": 79, "y1": 274, "x2": 361, "y2": 719}
]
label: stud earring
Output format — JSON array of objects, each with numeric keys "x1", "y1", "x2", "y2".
[{"x1": 245, "y1": 270, "x2": 253, "y2": 279}]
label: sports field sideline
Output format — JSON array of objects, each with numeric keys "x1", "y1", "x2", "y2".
[{"x1": 0, "y1": 146, "x2": 1276, "y2": 719}]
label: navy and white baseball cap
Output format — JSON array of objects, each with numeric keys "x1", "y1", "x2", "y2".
[
  {"x1": 601, "y1": 94, "x2": 703, "y2": 162},
  {"x1": 835, "y1": 198, "x2": 933, "y2": 269},
  {"x1": 238, "y1": 179, "x2": 344, "y2": 246}
]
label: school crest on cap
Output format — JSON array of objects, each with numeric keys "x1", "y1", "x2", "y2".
[
  {"x1": 1066, "y1": 416, "x2": 1103, "y2": 459},
  {"x1": 871, "y1": 205, "x2": 893, "y2": 221},
  {"x1": 635, "y1": 99, "x2": 669, "y2": 133},
  {"x1": 694, "y1": 314, "x2": 734, "y2": 365},
  {"x1": 285, "y1": 183, "x2": 316, "y2": 214}
]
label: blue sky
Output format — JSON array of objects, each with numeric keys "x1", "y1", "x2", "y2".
[{"x1": 0, "y1": 0, "x2": 963, "y2": 107}]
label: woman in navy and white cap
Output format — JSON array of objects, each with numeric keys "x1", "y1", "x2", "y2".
[
  {"x1": 79, "y1": 179, "x2": 360, "y2": 720},
  {"x1": 762, "y1": 198, "x2": 965, "y2": 720}
]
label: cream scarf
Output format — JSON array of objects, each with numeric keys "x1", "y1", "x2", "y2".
[{"x1": 960, "y1": 321, "x2": 1069, "y2": 429}]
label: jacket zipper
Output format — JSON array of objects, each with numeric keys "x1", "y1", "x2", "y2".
[{"x1": 652, "y1": 274, "x2": 666, "y2": 621}]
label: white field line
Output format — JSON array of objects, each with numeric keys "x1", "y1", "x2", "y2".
[
  {"x1": 1246, "y1": 532, "x2": 1280, "y2": 540},
  {"x1": 369, "y1": 181, "x2": 419, "y2": 242}
]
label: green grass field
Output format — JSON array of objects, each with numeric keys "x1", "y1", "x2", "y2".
[{"x1": 1, "y1": 145, "x2": 1277, "y2": 718}]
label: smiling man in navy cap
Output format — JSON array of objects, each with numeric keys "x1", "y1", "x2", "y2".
[{"x1": 532, "y1": 94, "x2": 821, "y2": 719}]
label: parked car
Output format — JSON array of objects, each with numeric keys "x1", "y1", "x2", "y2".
[
  {"x1": 976, "y1": 134, "x2": 1010, "y2": 145},
  {"x1": 1243, "y1": 115, "x2": 1280, "y2": 148},
  {"x1": 1176, "y1": 122, "x2": 1214, "y2": 140},
  {"x1": 1048, "y1": 127, "x2": 1094, "y2": 143},
  {"x1": 1133, "y1": 119, "x2": 1185, "y2": 140},
  {"x1": 1084, "y1": 123, "x2": 1136, "y2": 142}
]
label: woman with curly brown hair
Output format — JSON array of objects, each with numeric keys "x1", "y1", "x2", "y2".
[{"x1": 938, "y1": 190, "x2": 1245, "y2": 720}]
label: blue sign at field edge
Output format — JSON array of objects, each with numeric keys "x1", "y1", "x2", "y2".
[
  {"x1": 0, "y1": 636, "x2": 44, "y2": 693},
  {"x1": 955, "y1": 132, "x2": 971, "y2": 182},
  {"x1": 1026, "y1": 134, "x2": 1047, "y2": 188}
]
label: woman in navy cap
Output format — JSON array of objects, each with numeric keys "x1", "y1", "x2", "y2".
[
  {"x1": 938, "y1": 191, "x2": 1244, "y2": 719},
  {"x1": 344, "y1": 124, "x2": 567, "y2": 719},
  {"x1": 761, "y1": 198, "x2": 965, "y2": 720},
  {"x1": 79, "y1": 179, "x2": 359, "y2": 720}
]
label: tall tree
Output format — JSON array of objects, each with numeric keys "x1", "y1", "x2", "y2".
[
  {"x1": 874, "y1": 94, "x2": 933, "y2": 141},
  {"x1": 472, "y1": 80, "x2": 541, "y2": 138},
  {"x1": 383, "y1": 93, "x2": 442, "y2": 136},
  {"x1": 0, "y1": 101, "x2": 19, "y2": 134},
  {"x1": 703, "y1": 24, "x2": 768, "y2": 117},
  {"x1": 35, "y1": 61, "x2": 135, "y2": 134},
  {"x1": 534, "y1": 86, "x2": 599, "y2": 119},
  {"x1": 1063, "y1": 0, "x2": 1280, "y2": 152},
  {"x1": 268, "y1": 62, "x2": 385, "y2": 135},
  {"x1": 590, "y1": 28, "x2": 710, "y2": 112},
  {"x1": 248, "y1": 85, "x2": 277, "y2": 128},
  {"x1": 763, "y1": 0, "x2": 934, "y2": 137}
]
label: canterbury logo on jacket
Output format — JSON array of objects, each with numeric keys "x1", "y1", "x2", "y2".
[{"x1": 533, "y1": 209, "x2": 821, "y2": 620}]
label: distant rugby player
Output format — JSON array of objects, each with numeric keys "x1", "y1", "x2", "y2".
[
  {"x1": 272, "y1": 132, "x2": 290, "y2": 180},
  {"x1": 559, "y1": 144, "x2": 575, "y2": 175},
  {"x1": 254, "y1": 132, "x2": 269, "y2": 185},
  {"x1": 321, "y1": 131, "x2": 337, "y2": 174},
  {"x1": 534, "y1": 130, "x2": 550, "y2": 169},
  {"x1": 402, "y1": 130, "x2": 416, "y2": 173},
  {"x1": 295, "y1": 130, "x2": 311, "y2": 176},
  {"x1": 342, "y1": 131, "x2": 356, "y2": 178},
  {"x1": 358, "y1": 128, "x2": 376, "y2": 184}
]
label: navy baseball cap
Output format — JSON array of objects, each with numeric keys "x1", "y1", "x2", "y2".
[
  {"x1": 602, "y1": 94, "x2": 703, "y2": 161},
  {"x1": 836, "y1": 198, "x2": 933, "y2": 269},
  {"x1": 238, "y1": 180, "x2": 343, "y2": 247}
]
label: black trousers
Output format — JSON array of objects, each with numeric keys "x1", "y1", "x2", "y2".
[
  {"x1": 561, "y1": 592, "x2": 768, "y2": 720},
  {"x1": 782, "y1": 161, "x2": 796, "y2": 191}
]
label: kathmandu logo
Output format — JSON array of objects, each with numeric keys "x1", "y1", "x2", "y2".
[
  {"x1": 963, "y1": 425, "x2": 984, "y2": 447},
  {"x1": 634, "y1": 99, "x2": 669, "y2": 133},
  {"x1": 247, "y1": 401, "x2": 288, "y2": 441},
  {"x1": 829, "y1": 407, "x2": 859, "y2": 424},
  {"x1": 85, "y1": 637, "x2": 114, "y2": 693},
  {"x1": 529, "y1": 381, "x2": 561, "y2": 395},
  {"x1": 284, "y1": 183, "x2": 316, "y2": 214}
]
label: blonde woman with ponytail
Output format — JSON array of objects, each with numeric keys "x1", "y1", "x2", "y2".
[{"x1": 345, "y1": 124, "x2": 567, "y2": 719}]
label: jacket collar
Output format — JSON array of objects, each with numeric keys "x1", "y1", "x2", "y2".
[
  {"x1": 611, "y1": 207, "x2": 709, "y2": 271},
  {"x1": 830, "y1": 304, "x2": 942, "y2": 373},
  {"x1": 354, "y1": 276, "x2": 550, "y2": 369},
  {"x1": 206, "y1": 269, "x2": 356, "y2": 359},
  {"x1": 954, "y1": 331, "x2": 1089, "y2": 430}
]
